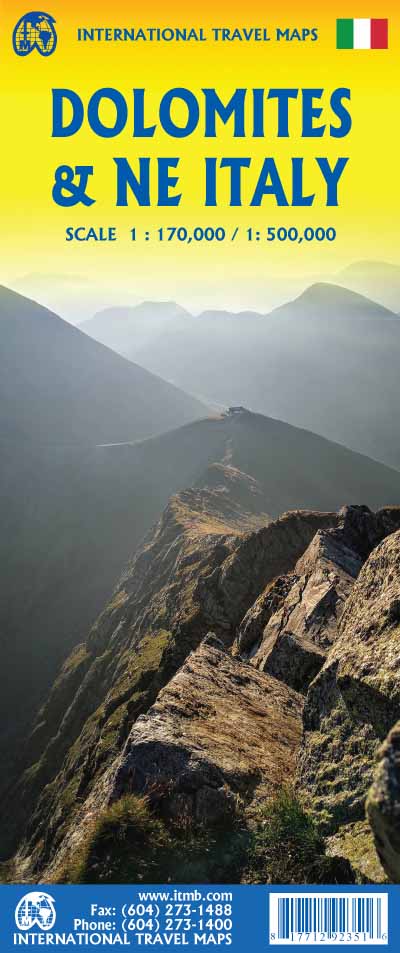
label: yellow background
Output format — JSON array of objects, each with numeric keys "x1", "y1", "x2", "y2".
[{"x1": 0, "y1": 1, "x2": 398, "y2": 310}]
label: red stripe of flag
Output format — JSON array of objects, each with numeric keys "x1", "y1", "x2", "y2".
[{"x1": 371, "y1": 19, "x2": 388, "y2": 49}]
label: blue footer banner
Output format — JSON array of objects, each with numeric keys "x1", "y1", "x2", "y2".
[{"x1": 0, "y1": 884, "x2": 397, "y2": 951}]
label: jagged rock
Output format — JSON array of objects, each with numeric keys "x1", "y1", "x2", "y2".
[
  {"x1": 110, "y1": 642, "x2": 304, "y2": 821},
  {"x1": 255, "y1": 631, "x2": 327, "y2": 694},
  {"x1": 7, "y1": 497, "x2": 400, "y2": 880},
  {"x1": 247, "y1": 520, "x2": 361, "y2": 691},
  {"x1": 236, "y1": 576, "x2": 294, "y2": 656},
  {"x1": 298, "y1": 526, "x2": 400, "y2": 834},
  {"x1": 204, "y1": 509, "x2": 338, "y2": 633},
  {"x1": 202, "y1": 632, "x2": 226, "y2": 650},
  {"x1": 366, "y1": 721, "x2": 400, "y2": 883},
  {"x1": 240, "y1": 506, "x2": 400, "y2": 694},
  {"x1": 326, "y1": 821, "x2": 387, "y2": 884},
  {"x1": 4, "y1": 491, "x2": 332, "y2": 872},
  {"x1": 334, "y1": 504, "x2": 400, "y2": 561}
]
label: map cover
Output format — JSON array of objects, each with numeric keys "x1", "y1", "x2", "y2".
[{"x1": 0, "y1": 1, "x2": 399, "y2": 950}]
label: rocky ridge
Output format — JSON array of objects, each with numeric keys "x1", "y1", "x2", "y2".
[
  {"x1": 4, "y1": 491, "x2": 400, "y2": 885},
  {"x1": 4, "y1": 472, "x2": 337, "y2": 875}
]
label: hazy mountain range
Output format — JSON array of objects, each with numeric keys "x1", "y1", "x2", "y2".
[
  {"x1": 10, "y1": 258, "x2": 400, "y2": 323},
  {"x1": 81, "y1": 282, "x2": 400, "y2": 469}
]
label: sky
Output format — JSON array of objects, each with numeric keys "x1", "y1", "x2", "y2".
[{"x1": 0, "y1": 0, "x2": 398, "y2": 314}]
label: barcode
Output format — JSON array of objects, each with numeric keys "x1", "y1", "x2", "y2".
[{"x1": 269, "y1": 893, "x2": 388, "y2": 945}]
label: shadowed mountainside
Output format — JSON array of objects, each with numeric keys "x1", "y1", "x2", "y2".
[
  {"x1": 0, "y1": 283, "x2": 205, "y2": 751},
  {"x1": 0, "y1": 285, "x2": 206, "y2": 446}
]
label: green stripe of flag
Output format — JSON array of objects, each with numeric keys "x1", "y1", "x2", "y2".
[{"x1": 337, "y1": 19, "x2": 354, "y2": 49}]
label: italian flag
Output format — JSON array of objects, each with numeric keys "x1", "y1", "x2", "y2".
[{"x1": 337, "y1": 18, "x2": 388, "y2": 48}]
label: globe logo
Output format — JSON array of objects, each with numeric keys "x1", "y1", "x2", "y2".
[
  {"x1": 15, "y1": 892, "x2": 56, "y2": 931},
  {"x1": 13, "y1": 12, "x2": 57, "y2": 57}
]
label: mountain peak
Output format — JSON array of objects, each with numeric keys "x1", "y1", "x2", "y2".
[{"x1": 276, "y1": 281, "x2": 396, "y2": 317}]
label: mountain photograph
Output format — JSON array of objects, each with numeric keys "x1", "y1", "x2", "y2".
[{"x1": 2, "y1": 269, "x2": 400, "y2": 890}]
